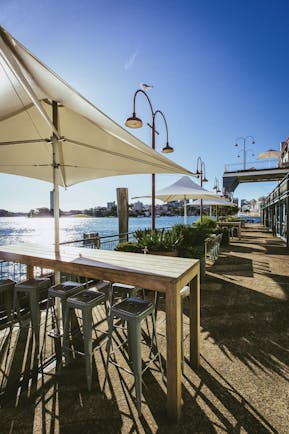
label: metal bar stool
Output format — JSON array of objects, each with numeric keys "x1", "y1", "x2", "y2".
[
  {"x1": 40, "y1": 280, "x2": 84, "y2": 363},
  {"x1": 12, "y1": 278, "x2": 51, "y2": 348},
  {"x1": 111, "y1": 282, "x2": 137, "y2": 305},
  {"x1": 0, "y1": 279, "x2": 15, "y2": 324},
  {"x1": 62, "y1": 281, "x2": 110, "y2": 391},
  {"x1": 105, "y1": 297, "x2": 164, "y2": 416},
  {"x1": 43, "y1": 281, "x2": 84, "y2": 338}
]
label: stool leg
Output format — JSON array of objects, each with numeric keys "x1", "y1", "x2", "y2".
[
  {"x1": 61, "y1": 299, "x2": 67, "y2": 334},
  {"x1": 129, "y1": 320, "x2": 142, "y2": 416},
  {"x1": 151, "y1": 312, "x2": 164, "y2": 382},
  {"x1": 103, "y1": 313, "x2": 114, "y2": 390},
  {"x1": 12, "y1": 290, "x2": 20, "y2": 324},
  {"x1": 4, "y1": 290, "x2": 13, "y2": 324},
  {"x1": 82, "y1": 307, "x2": 93, "y2": 391},
  {"x1": 154, "y1": 292, "x2": 160, "y2": 321},
  {"x1": 108, "y1": 284, "x2": 113, "y2": 309},
  {"x1": 62, "y1": 306, "x2": 71, "y2": 364},
  {"x1": 29, "y1": 289, "x2": 40, "y2": 349},
  {"x1": 40, "y1": 297, "x2": 51, "y2": 360}
]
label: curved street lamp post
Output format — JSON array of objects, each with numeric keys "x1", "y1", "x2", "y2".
[
  {"x1": 212, "y1": 177, "x2": 222, "y2": 220},
  {"x1": 235, "y1": 136, "x2": 255, "y2": 170},
  {"x1": 125, "y1": 89, "x2": 174, "y2": 230},
  {"x1": 213, "y1": 177, "x2": 221, "y2": 194},
  {"x1": 195, "y1": 157, "x2": 208, "y2": 221}
]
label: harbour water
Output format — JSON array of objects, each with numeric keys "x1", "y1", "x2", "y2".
[
  {"x1": 0, "y1": 216, "x2": 199, "y2": 246},
  {"x1": 0, "y1": 215, "x2": 261, "y2": 247}
]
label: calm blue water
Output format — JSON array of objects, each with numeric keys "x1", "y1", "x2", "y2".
[
  {"x1": 0, "y1": 216, "x2": 199, "y2": 246},
  {"x1": 0, "y1": 215, "x2": 261, "y2": 247}
]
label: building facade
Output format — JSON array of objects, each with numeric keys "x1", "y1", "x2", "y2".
[{"x1": 262, "y1": 173, "x2": 289, "y2": 247}]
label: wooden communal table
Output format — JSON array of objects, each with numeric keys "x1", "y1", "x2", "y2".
[{"x1": 0, "y1": 243, "x2": 200, "y2": 421}]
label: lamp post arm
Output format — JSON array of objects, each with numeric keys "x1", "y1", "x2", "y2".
[
  {"x1": 132, "y1": 89, "x2": 154, "y2": 118},
  {"x1": 196, "y1": 156, "x2": 202, "y2": 174},
  {"x1": 201, "y1": 161, "x2": 206, "y2": 180},
  {"x1": 154, "y1": 109, "x2": 169, "y2": 145}
]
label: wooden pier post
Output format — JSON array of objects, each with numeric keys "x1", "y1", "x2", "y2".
[{"x1": 117, "y1": 188, "x2": 128, "y2": 243}]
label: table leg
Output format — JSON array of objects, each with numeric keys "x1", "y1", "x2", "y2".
[
  {"x1": 27, "y1": 264, "x2": 34, "y2": 279},
  {"x1": 189, "y1": 271, "x2": 200, "y2": 368},
  {"x1": 166, "y1": 288, "x2": 182, "y2": 421}
]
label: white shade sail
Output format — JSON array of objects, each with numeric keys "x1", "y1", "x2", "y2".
[
  {"x1": 133, "y1": 176, "x2": 220, "y2": 202},
  {"x1": 133, "y1": 176, "x2": 220, "y2": 224},
  {"x1": 0, "y1": 26, "x2": 192, "y2": 187},
  {"x1": 0, "y1": 26, "x2": 192, "y2": 254},
  {"x1": 191, "y1": 198, "x2": 235, "y2": 206}
]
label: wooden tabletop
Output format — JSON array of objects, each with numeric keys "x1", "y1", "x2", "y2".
[{"x1": 0, "y1": 243, "x2": 199, "y2": 292}]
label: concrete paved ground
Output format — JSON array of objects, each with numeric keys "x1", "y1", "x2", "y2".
[{"x1": 0, "y1": 224, "x2": 288, "y2": 433}]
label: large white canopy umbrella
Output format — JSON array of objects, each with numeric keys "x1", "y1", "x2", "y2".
[
  {"x1": 133, "y1": 175, "x2": 220, "y2": 224},
  {"x1": 0, "y1": 26, "x2": 192, "y2": 251},
  {"x1": 191, "y1": 197, "x2": 236, "y2": 219}
]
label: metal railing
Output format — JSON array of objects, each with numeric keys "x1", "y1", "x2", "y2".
[
  {"x1": 263, "y1": 173, "x2": 289, "y2": 207},
  {"x1": 0, "y1": 261, "x2": 52, "y2": 284},
  {"x1": 59, "y1": 231, "x2": 136, "y2": 251},
  {"x1": 204, "y1": 233, "x2": 223, "y2": 262},
  {"x1": 224, "y1": 159, "x2": 280, "y2": 173}
]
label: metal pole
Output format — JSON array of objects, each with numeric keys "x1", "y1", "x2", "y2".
[
  {"x1": 152, "y1": 115, "x2": 156, "y2": 231},
  {"x1": 287, "y1": 177, "x2": 289, "y2": 249},
  {"x1": 200, "y1": 176, "x2": 203, "y2": 221},
  {"x1": 52, "y1": 101, "x2": 60, "y2": 254},
  {"x1": 243, "y1": 138, "x2": 246, "y2": 170},
  {"x1": 184, "y1": 195, "x2": 187, "y2": 225},
  {"x1": 52, "y1": 101, "x2": 61, "y2": 291}
]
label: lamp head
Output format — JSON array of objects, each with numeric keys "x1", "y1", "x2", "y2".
[
  {"x1": 202, "y1": 176, "x2": 208, "y2": 183},
  {"x1": 217, "y1": 187, "x2": 221, "y2": 193},
  {"x1": 125, "y1": 113, "x2": 143, "y2": 128},
  {"x1": 162, "y1": 142, "x2": 174, "y2": 153}
]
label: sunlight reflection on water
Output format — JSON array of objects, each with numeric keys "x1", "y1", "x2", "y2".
[{"x1": 0, "y1": 216, "x2": 198, "y2": 246}]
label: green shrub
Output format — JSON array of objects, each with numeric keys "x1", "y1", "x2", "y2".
[
  {"x1": 171, "y1": 224, "x2": 213, "y2": 247},
  {"x1": 195, "y1": 216, "x2": 217, "y2": 230},
  {"x1": 115, "y1": 241, "x2": 143, "y2": 253},
  {"x1": 133, "y1": 228, "x2": 183, "y2": 252},
  {"x1": 178, "y1": 244, "x2": 205, "y2": 259}
]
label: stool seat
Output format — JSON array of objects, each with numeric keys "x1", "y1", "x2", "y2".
[
  {"x1": 113, "y1": 297, "x2": 153, "y2": 318},
  {"x1": 48, "y1": 281, "x2": 82, "y2": 298},
  {"x1": 15, "y1": 278, "x2": 50, "y2": 291},
  {"x1": 111, "y1": 282, "x2": 137, "y2": 305},
  {"x1": 67, "y1": 290, "x2": 105, "y2": 307},
  {"x1": 0, "y1": 279, "x2": 16, "y2": 292}
]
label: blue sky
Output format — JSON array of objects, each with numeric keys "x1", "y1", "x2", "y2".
[{"x1": 1, "y1": 0, "x2": 289, "y2": 211}]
